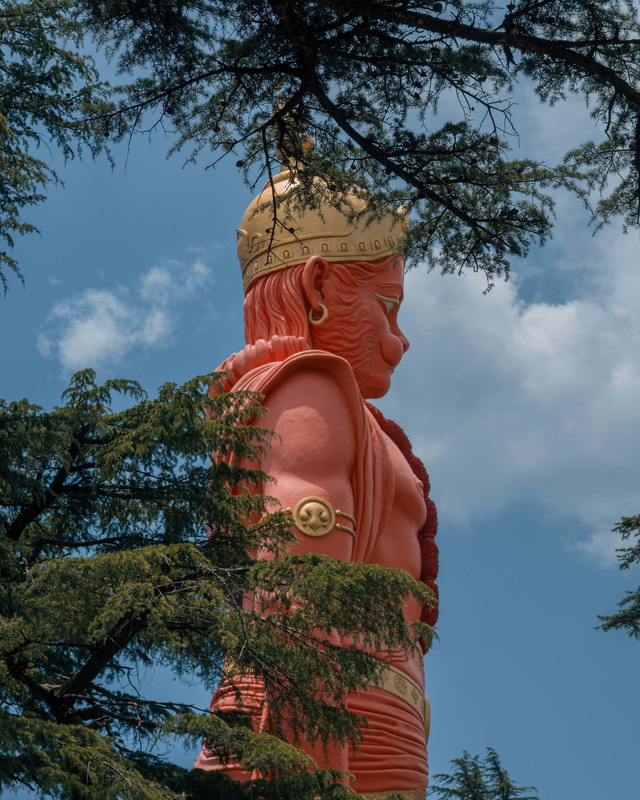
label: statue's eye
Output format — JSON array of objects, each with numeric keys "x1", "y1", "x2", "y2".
[{"x1": 374, "y1": 293, "x2": 400, "y2": 314}]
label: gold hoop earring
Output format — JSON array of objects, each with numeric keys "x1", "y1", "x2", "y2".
[{"x1": 308, "y1": 303, "x2": 329, "y2": 326}]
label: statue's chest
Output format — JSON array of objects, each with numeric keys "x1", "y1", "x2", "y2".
[{"x1": 367, "y1": 431, "x2": 426, "y2": 580}]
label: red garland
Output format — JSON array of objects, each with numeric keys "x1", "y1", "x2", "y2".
[{"x1": 365, "y1": 402, "x2": 439, "y2": 653}]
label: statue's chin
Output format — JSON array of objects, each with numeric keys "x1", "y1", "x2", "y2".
[{"x1": 357, "y1": 372, "x2": 392, "y2": 400}]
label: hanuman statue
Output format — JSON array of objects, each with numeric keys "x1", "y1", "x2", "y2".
[{"x1": 194, "y1": 163, "x2": 439, "y2": 800}]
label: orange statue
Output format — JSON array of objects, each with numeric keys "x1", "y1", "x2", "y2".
[{"x1": 194, "y1": 165, "x2": 439, "y2": 799}]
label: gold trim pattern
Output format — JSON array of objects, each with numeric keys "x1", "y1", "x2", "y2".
[
  {"x1": 364, "y1": 663, "x2": 431, "y2": 744},
  {"x1": 379, "y1": 664, "x2": 427, "y2": 724}
]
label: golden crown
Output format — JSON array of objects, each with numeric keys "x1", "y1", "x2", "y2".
[{"x1": 237, "y1": 166, "x2": 410, "y2": 292}]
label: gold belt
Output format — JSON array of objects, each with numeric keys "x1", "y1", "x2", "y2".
[
  {"x1": 368, "y1": 662, "x2": 431, "y2": 743},
  {"x1": 222, "y1": 659, "x2": 431, "y2": 741}
]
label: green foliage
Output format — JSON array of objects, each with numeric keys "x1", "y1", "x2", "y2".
[
  {"x1": 76, "y1": 0, "x2": 640, "y2": 285},
  {"x1": 430, "y1": 748, "x2": 539, "y2": 800},
  {"x1": 0, "y1": 1, "x2": 109, "y2": 292},
  {"x1": 4, "y1": 2, "x2": 640, "y2": 289},
  {"x1": 0, "y1": 370, "x2": 430, "y2": 799},
  {"x1": 598, "y1": 514, "x2": 640, "y2": 638}
]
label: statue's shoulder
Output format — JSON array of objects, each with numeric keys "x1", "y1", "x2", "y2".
[
  {"x1": 215, "y1": 338, "x2": 364, "y2": 449},
  {"x1": 223, "y1": 341, "x2": 364, "y2": 441},
  {"x1": 253, "y1": 348, "x2": 358, "y2": 394}
]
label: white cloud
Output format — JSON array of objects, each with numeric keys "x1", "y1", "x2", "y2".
[
  {"x1": 140, "y1": 265, "x2": 176, "y2": 306},
  {"x1": 140, "y1": 258, "x2": 210, "y2": 305},
  {"x1": 386, "y1": 223, "x2": 640, "y2": 564},
  {"x1": 38, "y1": 257, "x2": 212, "y2": 373}
]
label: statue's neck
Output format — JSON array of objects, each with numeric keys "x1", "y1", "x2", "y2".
[{"x1": 216, "y1": 335, "x2": 309, "y2": 391}]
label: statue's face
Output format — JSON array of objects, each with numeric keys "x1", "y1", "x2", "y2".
[{"x1": 310, "y1": 257, "x2": 409, "y2": 398}]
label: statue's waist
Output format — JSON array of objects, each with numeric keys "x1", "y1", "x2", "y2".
[
  {"x1": 218, "y1": 657, "x2": 430, "y2": 739},
  {"x1": 371, "y1": 661, "x2": 429, "y2": 730}
]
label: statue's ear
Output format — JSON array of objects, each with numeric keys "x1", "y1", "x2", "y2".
[{"x1": 301, "y1": 255, "x2": 331, "y2": 307}]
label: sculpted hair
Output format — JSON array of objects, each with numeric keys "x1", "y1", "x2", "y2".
[
  {"x1": 243, "y1": 254, "x2": 401, "y2": 345},
  {"x1": 243, "y1": 263, "x2": 308, "y2": 344}
]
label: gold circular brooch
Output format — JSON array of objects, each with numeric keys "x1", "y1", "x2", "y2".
[{"x1": 292, "y1": 496, "x2": 336, "y2": 537}]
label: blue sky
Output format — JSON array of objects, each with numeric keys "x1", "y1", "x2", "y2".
[{"x1": 2, "y1": 85, "x2": 640, "y2": 800}]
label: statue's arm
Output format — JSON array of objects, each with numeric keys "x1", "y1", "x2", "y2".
[{"x1": 258, "y1": 368, "x2": 357, "y2": 561}]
